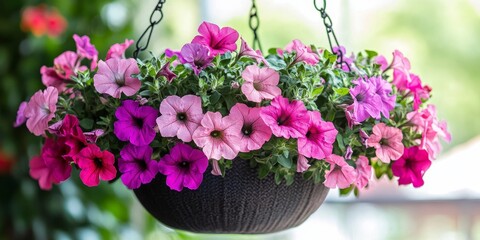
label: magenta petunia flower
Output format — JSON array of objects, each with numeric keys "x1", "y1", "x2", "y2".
[
  {"x1": 260, "y1": 96, "x2": 309, "y2": 139},
  {"x1": 407, "y1": 105, "x2": 451, "y2": 160},
  {"x1": 368, "y1": 76, "x2": 396, "y2": 118},
  {"x1": 367, "y1": 123, "x2": 404, "y2": 163},
  {"x1": 156, "y1": 95, "x2": 204, "y2": 142},
  {"x1": 41, "y1": 138, "x2": 71, "y2": 183},
  {"x1": 49, "y1": 114, "x2": 87, "y2": 163},
  {"x1": 191, "y1": 21, "x2": 239, "y2": 56},
  {"x1": 282, "y1": 39, "x2": 319, "y2": 65},
  {"x1": 114, "y1": 100, "x2": 158, "y2": 146},
  {"x1": 192, "y1": 111, "x2": 242, "y2": 160},
  {"x1": 296, "y1": 154, "x2": 310, "y2": 173},
  {"x1": 392, "y1": 146, "x2": 431, "y2": 188},
  {"x1": 14, "y1": 101, "x2": 27, "y2": 127},
  {"x1": 229, "y1": 103, "x2": 272, "y2": 152},
  {"x1": 241, "y1": 65, "x2": 281, "y2": 103},
  {"x1": 297, "y1": 111, "x2": 338, "y2": 160},
  {"x1": 118, "y1": 144, "x2": 158, "y2": 189},
  {"x1": 40, "y1": 66, "x2": 68, "y2": 93},
  {"x1": 324, "y1": 154, "x2": 357, "y2": 189},
  {"x1": 76, "y1": 144, "x2": 117, "y2": 187},
  {"x1": 238, "y1": 37, "x2": 268, "y2": 65},
  {"x1": 180, "y1": 43, "x2": 214, "y2": 75},
  {"x1": 106, "y1": 39, "x2": 134, "y2": 60},
  {"x1": 93, "y1": 58, "x2": 141, "y2": 98},
  {"x1": 24, "y1": 87, "x2": 58, "y2": 136},
  {"x1": 158, "y1": 143, "x2": 209, "y2": 191},
  {"x1": 354, "y1": 155, "x2": 372, "y2": 189},
  {"x1": 29, "y1": 155, "x2": 59, "y2": 190},
  {"x1": 349, "y1": 78, "x2": 382, "y2": 122},
  {"x1": 73, "y1": 34, "x2": 98, "y2": 69}
]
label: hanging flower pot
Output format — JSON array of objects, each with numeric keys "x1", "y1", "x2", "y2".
[
  {"x1": 134, "y1": 158, "x2": 329, "y2": 234},
  {"x1": 15, "y1": 0, "x2": 452, "y2": 235}
]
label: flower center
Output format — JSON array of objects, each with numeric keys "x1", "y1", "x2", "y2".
[
  {"x1": 137, "y1": 159, "x2": 147, "y2": 171},
  {"x1": 242, "y1": 125, "x2": 253, "y2": 136},
  {"x1": 379, "y1": 138, "x2": 389, "y2": 146},
  {"x1": 114, "y1": 72, "x2": 125, "y2": 86},
  {"x1": 355, "y1": 94, "x2": 364, "y2": 102},
  {"x1": 93, "y1": 157, "x2": 103, "y2": 168},
  {"x1": 277, "y1": 115, "x2": 290, "y2": 126},
  {"x1": 178, "y1": 161, "x2": 190, "y2": 169},
  {"x1": 210, "y1": 130, "x2": 222, "y2": 138},
  {"x1": 253, "y1": 82, "x2": 263, "y2": 91},
  {"x1": 177, "y1": 112, "x2": 187, "y2": 121},
  {"x1": 133, "y1": 117, "x2": 144, "y2": 128}
]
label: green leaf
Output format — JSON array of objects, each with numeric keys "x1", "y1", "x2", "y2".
[
  {"x1": 274, "y1": 172, "x2": 282, "y2": 185},
  {"x1": 284, "y1": 174, "x2": 294, "y2": 186},
  {"x1": 258, "y1": 164, "x2": 271, "y2": 179},
  {"x1": 80, "y1": 118, "x2": 94, "y2": 130},
  {"x1": 334, "y1": 87, "x2": 350, "y2": 96},
  {"x1": 365, "y1": 50, "x2": 378, "y2": 58},
  {"x1": 277, "y1": 154, "x2": 292, "y2": 168},
  {"x1": 210, "y1": 91, "x2": 221, "y2": 104},
  {"x1": 311, "y1": 86, "x2": 324, "y2": 97}
]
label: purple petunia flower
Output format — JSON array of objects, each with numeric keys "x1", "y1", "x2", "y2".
[
  {"x1": 158, "y1": 143, "x2": 209, "y2": 191},
  {"x1": 118, "y1": 144, "x2": 158, "y2": 189},
  {"x1": 180, "y1": 43, "x2": 214, "y2": 75},
  {"x1": 349, "y1": 78, "x2": 382, "y2": 122},
  {"x1": 114, "y1": 100, "x2": 158, "y2": 146},
  {"x1": 367, "y1": 76, "x2": 396, "y2": 118}
]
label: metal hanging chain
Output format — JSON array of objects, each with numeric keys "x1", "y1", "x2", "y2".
[
  {"x1": 313, "y1": 0, "x2": 351, "y2": 71},
  {"x1": 133, "y1": 0, "x2": 167, "y2": 59},
  {"x1": 249, "y1": 0, "x2": 263, "y2": 53}
]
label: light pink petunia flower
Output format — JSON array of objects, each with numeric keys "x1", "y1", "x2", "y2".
[
  {"x1": 324, "y1": 154, "x2": 357, "y2": 189},
  {"x1": 229, "y1": 103, "x2": 272, "y2": 152},
  {"x1": 238, "y1": 37, "x2": 268, "y2": 65},
  {"x1": 296, "y1": 154, "x2": 310, "y2": 173},
  {"x1": 355, "y1": 155, "x2": 372, "y2": 189},
  {"x1": 14, "y1": 101, "x2": 27, "y2": 127},
  {"x1": 93, "y1": 58, "x2": 141, "y2": 98},
  {"x1": 24, "y1": 87, "x2": 58, "y2": 136},
  {"x1": 106, "y1": 39, "x2": 134, "y2": 60},
  {"x1": 297, "y1": 111, "x2": 338, "y2": 160},
  {"x1": 241, "y1": 65, "x2": 281, "y2": 103},
  {"x1": 157, "y1": 95, "x2": 204, "y2": 142},
  {"x1": 260, "y1": 96, "x2": 309, "y2": 139},
  {"x1": 192, "y1": 111, "x2": 242, "y2": 160},
  {"x1": 367, "y1": 123, "x2": 404, "y2": 163},
  {"x1": 191, "y1": 21, "x2": 239, "y2": 56},
  {"x1": 282, "y1": 39, "x2": 319, "y2": 65}
]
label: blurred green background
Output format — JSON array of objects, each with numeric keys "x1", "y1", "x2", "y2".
[{"x1": 1, "y1": 0, "x2": 478, "y2": 239}]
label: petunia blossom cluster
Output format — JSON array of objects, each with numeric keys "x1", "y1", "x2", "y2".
[{"x1": 16, "y1": 21, "x2": 450, "y2": 196}]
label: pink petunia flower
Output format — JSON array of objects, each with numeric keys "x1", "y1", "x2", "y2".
[
  {"x1": 106, "y1": 39, "x2": 134, "y2": 60},
  {"x1": 156, "y1": 62, "x2": 177, "y2": 82},
  {"x1": 297, "y1": 111, "x2": 338, "y2": 160},
  {"x1": 76, "y1": 144, "x2": 117, "y2": 187},
  {"x1": 192, "y1": 111, "x2": 242, "y2": 160},
  {"x1": 114, "y1": 100, "x2": 158, "y2": 146},
  {"x1": 349, "y1": 78, "x2": 382, "y2": 122},
  {"x1": 296, "y1": 154, "x2": 310, "y2": 173},
  {"x1": 29, "y1": 155, "x2": 59, "y2": 190},
  {"x1": 407, "y1": 105, "x2": 451, "y2": 160},
  {"x1": 158, "y1": 143, "x2": 209, "y2": 191},
  {"x1": 241, "y1": 65, "x2": 281, "y2": 103},
  {"x1": 354, "y1": 155, "x2": 372, "y2": 189},
  {"x1": 24, "y1": 86, "x2": 58, "y2": 136},
  {"x1": 156, "y1": 95, "x2": 204, "y2": 142},
  {"x1": 73, "y1": 34, "x2": 98, "y2": 69},
  {"x1": 238, "y1": 37, "x2": 268, "y2": 65},
  {"x1": 367, "y1": 123, "x2": 404, "y2": 163},
  {"x1": 229, "y1": 103, "x2": 272, "y2": 152},
  {"x1": 14, "y1": 101, "x2": 27, "y2": 127},
  {"x1": 41, "y1": 51, "x2": 87, "y2": 92},
  {"x1": 374, "y1": 55, "x2": 389, "y2": 71},
  {"x1": 191, "y1": 21, "x2": 239, "y2": 56},
  {"x1": 93, "y1": 58, "x2": 141, "y2": 98},
  {"x1": 281, "y1": 39, "x2": 319, "y2": 65},
  {"x1": 83, "y1": 129, "x2": 105, "y2": 143},
  {"x1": 324, "y1": 154, "x2": 357, "y2": 189},
  {"x1": 332, "y1": 46, "x2": 354, "y2": 71},
  {"x1": 392, "y1": 146, "x2": 431, "y2": 188},
  {"x1": 260, "y1": 96, "x2": 309, "y2": 139},
  {"x1": 118, "y1": 144, "x2": 158, "y2": 189}
]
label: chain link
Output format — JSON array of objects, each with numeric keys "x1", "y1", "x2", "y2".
[
  {"x1": 313, "y1": 0, "x2": 351, "y2": 71},
  {"x1": 249, "y1": 0, "x2": 263, "y2": 52},
  {"x1": 133, "y1": 0, "x2": 166, "y2": 59}
]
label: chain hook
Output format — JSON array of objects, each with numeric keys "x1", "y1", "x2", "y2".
[
  {"x1": 133, "y1": 0, "x2": 167, "y2": 59},
  {"x1": 249, "y1": 0, "x2": 263, "y2": 53}
]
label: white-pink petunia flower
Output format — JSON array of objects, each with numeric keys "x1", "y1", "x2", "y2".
[
  {"x1": 192, "y1": 112, "x2": 242, "y2": 160},
  {"x1": 241, "y1": 65, "x2": 281, "y2": 103},
  {"x1": 367, "y1": 123, "x2": 404, "y2": 163},
  {"x1": 24, "y1": 87, "x2": 58, "y2": 136},
  {"x1": 229, "y1": 103, "x2": 272, "y2": 152},
  {"x1": 93, "y1": 58, "x2": 141, "y2": 98},
  {"x1": 324, "y1": 154, "x2": 357, "y2": 189},
  {"x1": 156, "y1": 95, "x2": 204, "y2": 142},
  {"x1": 355, "y1": 155, "x2": 372, "y2": 189}
]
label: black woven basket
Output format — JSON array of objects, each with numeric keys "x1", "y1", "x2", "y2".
[{"x1": 133, "y1": 159, "x2": 329, "y2": 234}]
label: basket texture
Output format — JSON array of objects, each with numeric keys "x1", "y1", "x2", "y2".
[{"x1": 133, "y1": 159, "x2": 329, "y2": 234}]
